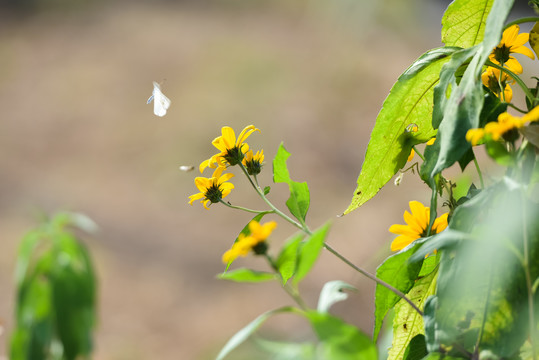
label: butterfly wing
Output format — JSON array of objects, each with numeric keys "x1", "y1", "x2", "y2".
[{"x1": 149, "y1": 82, "x2": 171, "y2": 117}]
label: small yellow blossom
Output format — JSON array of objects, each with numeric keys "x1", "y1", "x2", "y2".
[
  {"x1": 481, "y1": 67, "x2": 513, "y2": 102},
  {"x1": 465, "y1": 106, "x2": 539, "y2": 145},
  {"x1": 389, "y1": 201, "x2": 448, "y2": 252},
  {"x1": 200, "y1": 125, "x2": 261, "y2": 173},
  {"x1": 242, "y1": 149, "x2": 264, "y2": 175},
  {"x1": 489, "y1": 25, "x2": 535, "y2": 75},
  {"x1": 222, "y1": 220, "x2": 277, "y2": 263},
  {"x1": 189, "y1": 167, "x2": 235, "y2": 209}
]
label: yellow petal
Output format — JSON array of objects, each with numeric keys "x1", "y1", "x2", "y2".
[
  {"x1": 512, "y1": 45, "x2": 535, "y2": 59},
  {"x1": 221, "y1": 126, "x2": 237, "y2": 149},
  {"x1": 501, "y1": 25, "x2": 520, "y2": 45},
  {"x1": 523, "y1": 106, "x2": 539, "y2": 123},
  {"x1": 409, "y1": 201, "x2": 428, "y2": 226},
  {"x1": 389, "y1": 224, "x2": 420, "y2": 238},
  {"x1": 188, "y1": 192, "x2": 205, "y2": 204},
  {"x1": 432, "y1": 213, "x2": 449, "y2": 234},
  {"x1": 390, "y1": 235, "x2": 418, "y2": 251},
  {"x1": 407, "y1": 149, "x2": 415, "y2": 162}
]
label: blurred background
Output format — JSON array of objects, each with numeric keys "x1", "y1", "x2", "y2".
[{"x1": 2, "y1": 0, "x2": 533, "y2": 359}]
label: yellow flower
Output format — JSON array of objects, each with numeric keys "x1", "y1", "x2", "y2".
[
  {"x1": 389, "y1": 201, "x2": 448, "y2": 252},
  {"x1": 222, "y1": 220, "x2": 277, "y2": 263},
  {"x1": 489, "y1": 25, "x2": 535, "y2": 75},
  {"x1": 465, "y1": 128, "x2": 486, "y2": 146},
  {"x1": 200, "y1": 125, "x2": 261, "y2": 173},
  {"x1": 481, "y1": 67, "x2": 513, "y2": 102},
  {"x1": 188, "y1": 167, "x2": 235, "y2": 209},
  {"x1": 465, "y1": 106, "x2": 539, "y2": 145},
  {"x1": 242, "y1": 149, "x2": 265, "y2": 175}
]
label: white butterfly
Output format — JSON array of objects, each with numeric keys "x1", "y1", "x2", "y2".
[{"x1": 147, "y1": 81, "x2": 171, "y2": 117}]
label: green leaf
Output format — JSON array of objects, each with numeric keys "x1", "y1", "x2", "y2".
[
  {"x1": 317, "y1": 281, "x2": 356, "y2": 313},
  {"x1": 344, "y1": 48, "x2": 457, "y2": 214},
  {"x1": 216, "y1": 307, "x2": 298, "y2": 360},
  {"x1": 293, "y1": 222, "x2": 331, "y2": 285},
  {"x1": 529, "y1": 21, "x2": 539, "y2": 59},
  {"x1": 373, "y1": 243, "x2": 424, "y2": 341},
  {"x1": 218, "y1": 268, "x2": 277, "y2": 283},
  {"x1": 429, "y1": 183, "x2": 537, "y2": 356},
  {"x1": 486, "y1": 139, "x2": 515, "y2": 166},
  {"x1": 403, "y1": 335, "x2": 427, "y2": 360},
  {"x1": 273, "y1": 143, "x2": 310, "y2": 223},
  {"x1": 426, "y1": 0, "x2": 514, "y2": 178},
  {"x1": 305, "y1": 311, "x2": 377, "y2": 360},
  {"x1": 255, "y1": 338, "x2": 316, "y2": 359},
  {"x1": 275, "y1": 233, "x2": 304, "y2": 285},
  {"x1": 388, "y1": 269, "x2": 438, "y2": 360},
  {"x1": 442, "y1": 0, "x2": 494, "y2": 48},
  {"x1": 263, "y1": 186, "x2": 271, "y2": 195}
]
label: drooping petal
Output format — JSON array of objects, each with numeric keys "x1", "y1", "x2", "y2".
[
  {"x1": 512, "y1": 32, "x2": 530, "y2": 49},
  {"x1": 188, "y1": 192, "x2": 205, "y2": 204},
  {"x1": 512, "y1": 44, "x2": 535, "y2": 59},
  {"x1": 389, "y1": 224, "x2": 420, "y2": 238},
  {"x1": 504, "y1": 57, "x2": 523, "y2": 74},
  {"x1": 432, "y1": 213, "x2": 449, "y2": 234},
  {"x1": 236, "y1": 125, "x2": 260, "y2": 146}
]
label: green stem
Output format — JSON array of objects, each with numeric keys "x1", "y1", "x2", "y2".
[
  {"x1": 412, "y1": 145, "x2": 425, "y2": 161},
  {"x1": 219, "y1": 200, "x2": 271, "y2": 214},
  {"x1": 324, "y1": 243, "x2": 423, "y2": 316},
  {"x1": 485, "y1": 60, "x2": 536, "y2": 105},
  {"x1": 504, "y1": 17, "x2": 539, "y2": 28},
  {"x1": 473, "y1": 156, "x2": 485, "y2": 189},
  {"x1": 507, "y1": 103, "x2": 530, "y2": 114}
]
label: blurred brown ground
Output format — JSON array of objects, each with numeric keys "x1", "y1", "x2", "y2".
[{"x1": 0, "y1": 1, "x2": 449, "y2": 359}]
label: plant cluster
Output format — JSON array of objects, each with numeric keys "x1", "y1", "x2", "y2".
[{"x1": 188, "y1": 0, "x2": 539, "y2": 359}]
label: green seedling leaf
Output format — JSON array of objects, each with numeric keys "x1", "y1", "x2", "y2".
[
  {"x1": 305, "y1": 311, "x2": 377, "y2": 360},
  {"x1": 442, "y1": 0, "x2": 494, "y2": 48},
  {"x1": 317, "y1": 281, "x2": 356, "y2": 313},
  {"x1": 275, "y1": 233, "x2": 304, "y2": 285},
  {"x1": 344, "y1": 48, "x2": 458, "y2": 214},
  {"x1": 293, "y1": 222, "x2": 331, "y2": 285},
  {"x1": 216, "y1": 307, "x2": 298, "y2": 360},
  {"x1": 388, "y1": 269, "x2": 438, "y2": 360},
  {"x1": 218, "y1": 268, "x2": 277, "y2": 283},
  {"x1": 426, "y1": 0, "x2": 514, "y2": 179},
  {"x1": 373, "y1": 242, "x2": 425, "y2": 341},
  {"x1": 273, "y1": 143, "x2": 310, "y2": 223},
  {"x1": 263, "y1": 186, "x2": 271, "y2": 195}
]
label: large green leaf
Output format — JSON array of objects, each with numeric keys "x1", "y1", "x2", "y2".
[
  {"x1": 344, "y1": 48, "x2": 457, "y2": 214},
  {"x1": 426, "y1": 0, "x2": 514, "y2": 178},
  {"x1": 275, "y1": 233, "x2": 304, "y2": 285},
  {"x1": 442, "y1": 0, "x2": 494, "y2": 48},
  {"x1": 373, "y1": 242, "x2": 425, "y2": 341},
  {"x1": 388, "y1": 269, "x2": 438, "y2": 360},
  {"x1": 305, "y1": 311, "x2": 377, "y2": 360},
  {"x1": 273, "y1": 143, "x2": 310, "y2": 224},
  {"x1": 429, "y1": 182, "x2": 538, "y2": 356}
]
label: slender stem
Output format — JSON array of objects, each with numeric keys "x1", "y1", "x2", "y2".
[
  {"x1": 219, "y1": 200, "x2": 271, "y2": 214},
  {"x1": 412, "y1": 145, "x2": 425, "y2": 161},
  {"x1": 473, "y1": 156, "x2": 485, "y2": 189},
  {"x1": 505, "y1": 17, "x2": 539, "y2": 28},
  {"x1": 507, "y1": 103, "x2": 530, "y2": 114},
  {"x1": 324, "y1": 243, "x2": 424, "y2": 316}
]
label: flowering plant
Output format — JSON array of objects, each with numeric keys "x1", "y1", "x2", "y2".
[{"x1": 190, "y1": 1, "x2": 539, "y2": 359}]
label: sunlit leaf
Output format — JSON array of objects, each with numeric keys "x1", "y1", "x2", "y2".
[
  {"x1": 218, "y1": 268, "x2": 277, "y2": 283},
  {"x1": 344, "y1": 48, "x2": 457, "y2": 214},
  {"x1": 442, "y1": 0, "x2": 494, "y2": 48},
  {"x1": 388, "y1": 269, "x2": 438, "y2": 360}
]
